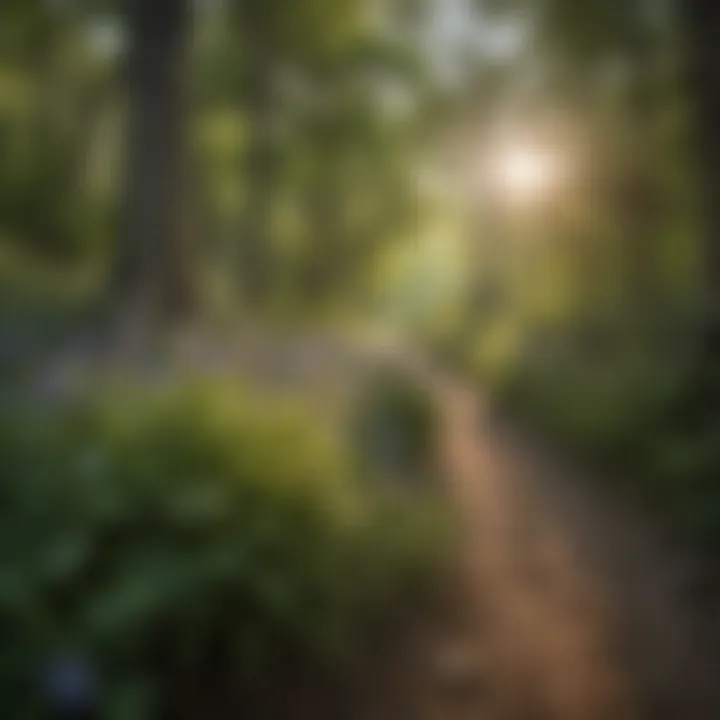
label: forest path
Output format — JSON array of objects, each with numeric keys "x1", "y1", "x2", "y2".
[{"x1": 386, "y1": 365, "x2": 720, "y2": 720}]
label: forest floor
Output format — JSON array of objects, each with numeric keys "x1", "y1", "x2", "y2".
[
  {"x1": 373, "y1": 365, "x2": 720, "y2": 720},
  {"x1": 15, "y1": 328, "x2": 720, "y2": 719}
]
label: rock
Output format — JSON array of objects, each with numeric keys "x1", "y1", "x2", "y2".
[
  {"x1": 430, "y1": 639, "x2": 486, "y2": 694},
  {"x1": 42, "y1": 655, "x2": 98, "y2": 718}
]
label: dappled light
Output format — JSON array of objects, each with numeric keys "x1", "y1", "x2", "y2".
[{"x1": 1, "y1": 0, "x2": 719, "y2": 718}]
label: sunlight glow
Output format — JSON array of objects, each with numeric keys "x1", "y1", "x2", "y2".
[{"x1": 493, "y1": 145, "x2": 555, "y2": 201}]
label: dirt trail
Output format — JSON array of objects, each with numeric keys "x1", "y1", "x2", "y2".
[{"x1": 388, "y1": 369, "x2": 720, "y2": 720}]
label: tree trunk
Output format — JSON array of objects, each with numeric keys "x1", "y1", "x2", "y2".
[
  {"x1": 235, "y1": 4, "x2": 278, "y2": 308},
  {"x1": 679, "y1": 0, "x2": 720, "y2": 356},
  {"x1": 239, "y1": 67, "x2": 276, "y2": 307},
  {"x1": 113, "y1": 0, "x2": 194, "y2": 325}
]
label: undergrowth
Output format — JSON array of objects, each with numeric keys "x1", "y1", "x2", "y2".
[{"x1": 0, "y1": 381, "x2": 449, "y2": 718}]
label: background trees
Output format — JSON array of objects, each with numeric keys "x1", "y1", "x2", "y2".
[
  {"x1": 0, "y1": 0, "x2": 715, "y2": 444},
  {"x1": 678, "y1": 1, "x2": 720, "y2": 353}
]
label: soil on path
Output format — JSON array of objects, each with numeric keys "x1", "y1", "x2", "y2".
[{"x1": 382, "y1": 368, "x2": 720, "y2": 720}]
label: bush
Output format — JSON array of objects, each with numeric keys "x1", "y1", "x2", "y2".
[
  {"x1": 0, "y1": 383, "x2": 448, "y2": 718},
  {"x1": 644, "y1": 425, "x2": 720, "y2": 548},
  {"x1": 351, "y1": 367, "x2": 440, "y2": 485},
  {"x1": 496, "y1": 351, "x2": 720, "y2": 552}
]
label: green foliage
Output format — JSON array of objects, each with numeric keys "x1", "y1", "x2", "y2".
[
  {"x1": 0, "y1": 0, "x2": 117, "y2": 264},
  {"x1": 0, "y1": 0, "x2": 434, "y2": 310},
  {"x1": 497, "y1": 346, "x2": 720, "y2": 551},
  {"x1": 539, "y1": 0, "x2": 662, "y2": 65},
  {"x1": 0, "y1": 383, "x2": 447, "y2": 717},
  {"x1": 352, "y1": 367, "x2": 440, "y2": 483}
]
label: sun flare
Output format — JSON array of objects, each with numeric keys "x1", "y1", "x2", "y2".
[{"x1": 494, "y1": 145, "x2": 554, "y2": 200}]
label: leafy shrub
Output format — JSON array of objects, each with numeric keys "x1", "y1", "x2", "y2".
[
  {"x1": 351, "y1": 367, "x2": 440, "y2": 485},
  {"x1": 643, "y1": 424, "x2": 720, "y2": 547},
  {"x1": 496, "y1": 351, "x2": 720, "y2": 551},
  {"x1": 0, "y1": 383, "x2": 448, "y2": 718}
]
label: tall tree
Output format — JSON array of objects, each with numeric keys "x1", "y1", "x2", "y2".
[
  {"x1": 114, "y1": 0, "x2": 194, "y2": 324},
  {"x1": 235, "y1": 0, "x2": 280, "y2": 306},
  {"x1": 678, "y1": 1, "x2": 720, "y2": 353}
]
